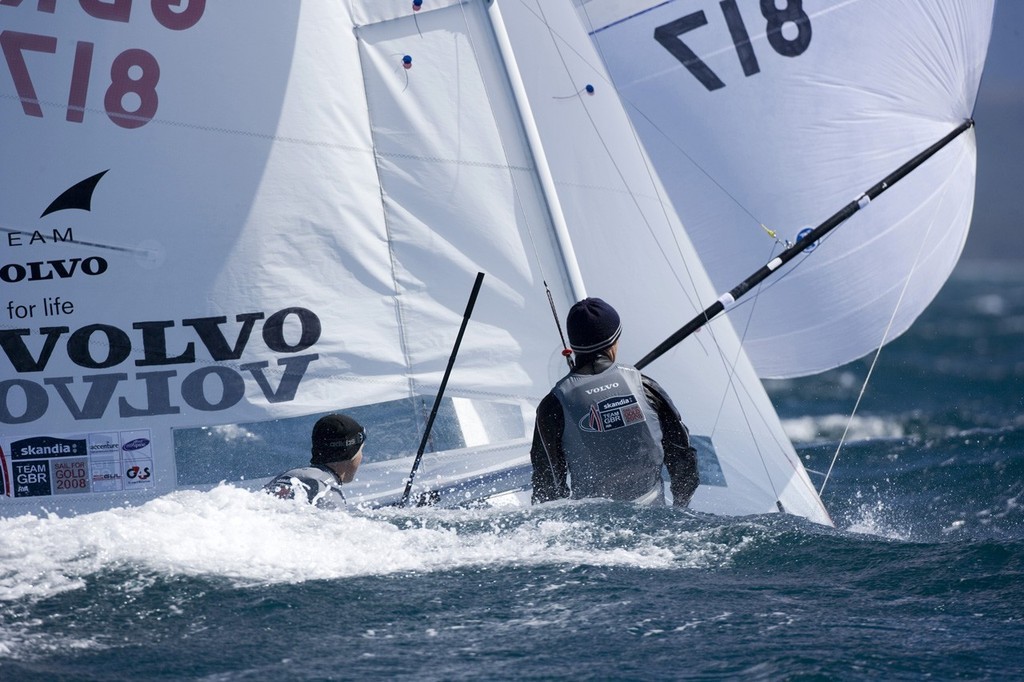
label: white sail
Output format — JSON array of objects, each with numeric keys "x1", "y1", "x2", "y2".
[
  {"x1": 1, "y1": 1, "x2": 828, "y2": 524},
  {"x1": 576, "y1": 0, "x2": 994, "y2": 377},
  {"x1": 492, "y1": 0, "x2": 829, "y2": 521}
]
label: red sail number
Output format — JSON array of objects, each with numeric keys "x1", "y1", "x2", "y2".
[{"x1": 2, "y1": 30, "x2": 159, "y2": 128}]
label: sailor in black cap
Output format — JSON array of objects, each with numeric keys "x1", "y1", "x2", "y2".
[
  {"x1": 263, "y1": 413, "x2": 366, "y2": 508},
  {"x1": 530, "y1": 298, "x2": 699, "y2": 507}
]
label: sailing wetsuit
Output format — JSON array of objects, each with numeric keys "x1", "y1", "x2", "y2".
[
  {"x1": 263, "y1": 464, "x2": 347, "y2": 508},
  {"x1": 530, "y1": 353, "x2": 699, "y2": 506}
]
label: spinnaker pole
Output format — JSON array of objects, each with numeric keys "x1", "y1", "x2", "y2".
[
  {"x1": 400, "y1": 272, "x2": 486, "y2": 507},
  {"x1": 635, "y1": 119, "x2": 975, "y2": 370}
]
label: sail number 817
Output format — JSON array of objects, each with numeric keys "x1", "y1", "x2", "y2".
[
  {"x1": 1, "y1": 30, "x2": 158, "y2": 129},
  {"x1": 654, "y1": 0, "x2": 812, "y2": 91}
]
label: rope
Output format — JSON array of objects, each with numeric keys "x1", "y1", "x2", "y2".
[
  {"x1": 544, "y1": 282, "x2": 574, "y2": 369},
  {"x1": 818, "y1": 142, "x2": 970, "y2": 496}
]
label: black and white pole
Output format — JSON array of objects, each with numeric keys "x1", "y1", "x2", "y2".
[
  {"x1": 635, "y1": 119, "x2": 975, "y2": 371},
  {"x1": 400, "y1": 272, "x2": 486, "y2": 507}
]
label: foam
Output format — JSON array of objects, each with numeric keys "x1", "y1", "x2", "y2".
[
  {"x1": 0, "y1": 486, "x2": 741, "y2": 603},
  {"x1": 841, "y1": 499, "x2": 913, "y2": 541},
  {"x1": 781, "y1": 414, "x2": 906, "y2": 444}
]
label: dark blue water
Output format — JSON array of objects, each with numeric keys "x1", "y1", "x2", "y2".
[{"x1": 2, "y1": 261, "x2": 1022, "y2": 681}]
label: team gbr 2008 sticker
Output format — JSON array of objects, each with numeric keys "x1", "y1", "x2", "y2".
[{"x1": 0, "y1": 429, "x2": 154, "y2": 499}]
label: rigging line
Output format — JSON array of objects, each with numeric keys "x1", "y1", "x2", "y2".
[
  {"x1": 545, "y1": 283, "x2": 574, "y2": 369},
  {"x1": 708, "y1": 237, "x2": 781, "y2": 434},
  {"x1": 528, "y1": 0, "x2": 710, "y2": 300},
  {"x1": 529, "y1": 0, "x2": 787, "y2": 404},
  {"x1": 710, "y1": 245, "x2": 775, "y2": 413},
  {"x1": 819, "y1": 140, "x2": 973, "y2": 496},
  {"x1": 0, "y1": 226, "x2": 156, "y2": 257},
  {"x1": 563, "y1": 2, "x2": 765, "y2": 231},
  {"x1": 703, "y1": 239, "x2": 793, "y2": 504},
  {"x1": 635, "y1": 119, "x2": 976, "y2": 370},
  {"x1": 695, "y1": 267, "x2": 823, "y2": 496},
  {"x1": 525, "y1": 0, "x2": 723, "y2": 368}
]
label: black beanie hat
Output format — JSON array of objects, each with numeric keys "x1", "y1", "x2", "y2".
[
  {"x1": 310, "y1": 414, "x2": 365, "y2": 464},
  {"x1": 566, "y1": 297, "x2": 622, "y2": 353}
]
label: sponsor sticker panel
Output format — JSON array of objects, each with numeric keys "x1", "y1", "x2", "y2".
[
  {"x1": 579, "y1": 394, "x2": 647, "y2": 433},
  {"x1": 0, "y1": 430, "x2": 153, "y2": 498}
]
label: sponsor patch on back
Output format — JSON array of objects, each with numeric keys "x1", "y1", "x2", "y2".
[{"x1": 578, "y1": 394, "x2": 646, "y2": 433}]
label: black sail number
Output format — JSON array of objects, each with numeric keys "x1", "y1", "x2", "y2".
[
  {"x1": 654, "y1": 12, "x2": 726, "y2": 91},
  {"x1": 762, "y1": 0, "x2": 812, "y2": 56},
  {"x1": 654, "y1": 0, "x2": 812, "y2": 91}
]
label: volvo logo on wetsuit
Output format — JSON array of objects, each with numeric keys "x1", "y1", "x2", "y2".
[
  {"x1": 578, "y1": 394, "x2": 647, "y2": 433},
  {"x1": 584, "y1": 382, "x2": 619, "y2": 395}
]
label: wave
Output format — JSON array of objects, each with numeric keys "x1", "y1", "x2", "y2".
[
  {"x1": 782, "y1": 413, "x2": 907, "y2": 444},
  {"x1": 3, "y1": 486, "x2": 1022, "y2": 670},
  {"x1": 782, "y1": 411, "x2": 1024, "y2": 446},
  {"x1": 0, "y1": 486, "x2": 762, "y2": 604},
  {"x1": 4, "y1": 424, "x2": 1022, "y2": 607}
]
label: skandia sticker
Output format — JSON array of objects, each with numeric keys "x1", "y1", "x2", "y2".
[
  {"x1": 11, "y1": 436, "x2": 87, "y2": 460},
  {"x1": 578, "y1": 394, "x2": 647, "y2": 433}
]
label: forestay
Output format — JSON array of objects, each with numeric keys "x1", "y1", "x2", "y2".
[
  {"x1": 0, "y1": 0, "x2": 829, "y2": 525},
  {"x1": 576, "y1": 0, "x2": 994, "y2": 378}
]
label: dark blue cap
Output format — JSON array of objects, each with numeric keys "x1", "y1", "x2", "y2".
[{"x1": 566, "y1": 298, "x2": 621, "y2": 353}]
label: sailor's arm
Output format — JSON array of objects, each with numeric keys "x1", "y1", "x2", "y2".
[
  {"x1": 643, "y1": 375, "x2": 699, "y2": 506},
  {"x1": 530, "y1": 393, "x2": 569, "y2": 503}
]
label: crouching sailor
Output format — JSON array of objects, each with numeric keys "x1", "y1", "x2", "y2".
[
  {"x1": 263, "y1": 413, "x2": 365, "y2": 508},
  {"x1": 531, "y1": 298, "x2": 699, "y2": 507}
]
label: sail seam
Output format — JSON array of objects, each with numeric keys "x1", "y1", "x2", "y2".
[{"x1": 351, "y1": 30, "x2": 418, "y2": 414}]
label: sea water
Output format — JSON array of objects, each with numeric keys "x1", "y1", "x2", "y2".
[{"x1": 1, "y1": 262, "x2": 1022, "y2": 681}]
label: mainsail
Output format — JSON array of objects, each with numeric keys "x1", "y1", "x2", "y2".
[
  {"x1": 1, "y1": 0, "x2": 828, "y2": 524},
  {"x1": 576, "y1": 0, "x2": 994, "y2": 378}
]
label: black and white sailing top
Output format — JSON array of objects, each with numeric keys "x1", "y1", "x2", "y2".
[{"x1": 263, "y1": 464, "x2": 346, "y2": 508}]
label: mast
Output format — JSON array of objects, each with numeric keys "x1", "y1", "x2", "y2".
[{"x1": 485, "y1": 0, "x2": 587, "y2": 303}]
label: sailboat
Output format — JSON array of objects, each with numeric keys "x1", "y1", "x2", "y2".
[{"x1": 0, "y1": 1, "x2": 989, "y2": 527}]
